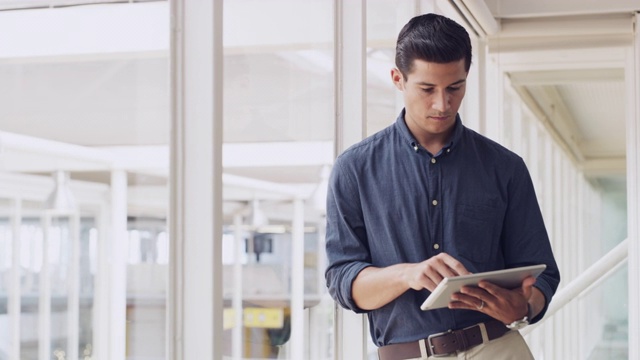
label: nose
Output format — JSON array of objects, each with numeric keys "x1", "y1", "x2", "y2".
[{"x1": 432, "y1": 90, "x2": 450, "y2": 113}]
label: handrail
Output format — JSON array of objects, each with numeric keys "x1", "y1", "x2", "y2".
[{"x1": 522, "y1": 238, "x2": 629, "y2": 335}]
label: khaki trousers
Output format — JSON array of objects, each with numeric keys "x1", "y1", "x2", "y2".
[{"x1": 406, "y1": 330, "x2": 535, "y2": 360}]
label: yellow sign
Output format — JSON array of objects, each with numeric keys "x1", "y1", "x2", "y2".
[
  {"x1": 243, "y1": 307, "x2": 284, "y2": 329},
  {"x1": 223, "y1": 308, "x2": 235, "y2": 329}
]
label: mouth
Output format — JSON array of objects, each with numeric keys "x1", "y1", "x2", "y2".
[{"x1": 429, "y1": 115, "x2": 451, "y2": 121}]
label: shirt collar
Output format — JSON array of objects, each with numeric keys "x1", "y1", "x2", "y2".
[{"x1": 394, "y1": 109, "x2": 464, "y2": 153}]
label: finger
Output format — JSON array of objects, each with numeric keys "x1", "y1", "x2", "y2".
[
  {"x1": 439, "y1": 253, "x2": 472, "y2": 276},
  {"x1": 420, "y1": 255, "x2": 460, "y2": 281},
  {"x1": 477, "y1": 277, "x2": 536, "y2": 299},
  {"x1": 423, "y1": 267, "x2": 446, "y2": 285},
  {"x1": 450, "y1": 292, "x2": 485, "y2": 308},
  {"x1": 477, "y1": 280, "x2": 503, "y2": 297},
  {"x1": 459, "y1": 285, "x2": 492, "y2": 301},
  {"x1": 520, "y1": 276, "x2": 535, "y2": 299},
  {"x1": 422, "y1": 277, "x2": 439, "y2": 292},
  {"x1": 449, "y1": 295, "x2": 485, "y2": 311},
  {"x1": 522, "y1": 276, "x2": 536, "y2": 288}
]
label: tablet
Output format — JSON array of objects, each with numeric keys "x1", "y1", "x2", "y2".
[{"x1": 420, "y1": 264, "x2": 546, "y2": 311}]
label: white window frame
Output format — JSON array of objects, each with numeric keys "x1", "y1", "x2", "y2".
[{"x1": 168, "y1": 0, "x2": 224, "y2": 359}]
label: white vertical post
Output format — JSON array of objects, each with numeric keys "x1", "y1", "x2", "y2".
[
  {"x1": 334, "y1": 0, "x2": 367, "y2": 359},
  {"x1": 169, "y1": 0, "x2": 224, "y2": 359},
  {"x1": 9, "y1": 198, "x2": 21, "y2": 360},
  {"x1": 311, "y1": 217, "x2": 327, "y2": 360},
  {"x1": 626, "y1": 12, "x2": 640, "y2": 360},
  {"x1": 39, "y1": 214, "x2": 52, "y2": 360},
  {"x1": 316, "y1": 216, "x2": 326, "y2": 296},
  {"x1": 568, "y1": 168, "x2": 576, "y2": 358},
  {"x1": 554, "y1": 148, "x2": 564, "y2": 360},
  {"x1": 291, "y1": 198, "x2": 306, "y2": 359},
  {"x1": 110, "y1": 170, "x2": 128, "y2": 360},
  {"x1": 538, "y1": 134, "x2": 553, "y2": 360},
  {"x1": 576, "y1": 176, "x2": 586, "y2": 360},
  {"x1": 232, "y1": 214, "x2": 244, "y2": 360},
  {"x1": 483, "y1": 54, "x2": 504, "y2": 142},
  {"x1": 67, "y1": 214, "x2": 80, "y2": 360},
  {"x1": 475, "y1": 39, "x2": 488, "y2": 135},
  {"x1": 94, "y1": 201, "x2": 111, "y2": 360},
  {"x1": 511, "y1": 98, "x2": 523, "y2": 156},
  {"x1": 560, "y1": 157, "x2": 569, "y2": 360}
]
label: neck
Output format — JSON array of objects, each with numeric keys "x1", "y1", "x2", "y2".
[{"x1": 418, "y1": 128, "x2": 454, "y2": 155}]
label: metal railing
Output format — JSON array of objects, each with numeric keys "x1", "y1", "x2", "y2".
[{"x1": 522, "y1": 238, "x2": 629, "y2": 335}]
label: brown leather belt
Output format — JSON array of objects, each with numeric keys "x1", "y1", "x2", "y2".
[{"x1": 378, "y1": 320, "x2": 509, "y2": 360}]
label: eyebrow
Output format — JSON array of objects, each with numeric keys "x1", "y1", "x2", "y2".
[{"x1": 417, "y1": 79, "x2": 466, "y2": 87}]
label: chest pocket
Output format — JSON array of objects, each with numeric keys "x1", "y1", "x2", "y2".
[{"x1": 453, "y1": 204, "x2": 503, "y2": 263}]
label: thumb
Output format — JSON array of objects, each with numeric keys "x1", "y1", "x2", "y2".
[{"x1": 520, "y1": 276, "x2": 535, "y2": 300}]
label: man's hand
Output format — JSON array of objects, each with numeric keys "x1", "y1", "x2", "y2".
[
  {"x1": 448, "y1": 276, "x2": 538, "y2": 324},
  {"x1": 404, "y1": 253, "x2": 472, "y2": 292},
  {"x1": 352, "y1": 253, "x2": 470, "y2": 310}
]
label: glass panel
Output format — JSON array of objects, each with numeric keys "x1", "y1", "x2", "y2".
[
  {"x1": 0, "y1": 214, "x2": 11, "y2": 358},
  {"x1": 49, "y1": 217, "x2": 71, "y2": 358},
  {"x1": 126, "y1": 217, "x2": 167, "y2": 359},
  {"x1": 20, "y1": 218, "x2": 44, "y2": 360},
  {"x1": 0, "y1": 2, "x2": 169, "y2": 359},
  {"x1": 222, "y1": 1, "x2": 334, "y2": 358}
]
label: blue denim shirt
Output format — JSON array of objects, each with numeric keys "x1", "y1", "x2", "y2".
[{"x1": 325, "y1": 110, "x2": 560, "y2": 346}]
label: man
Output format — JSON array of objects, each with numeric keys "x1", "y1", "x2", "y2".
[{"x1": 325, "y1": 13, "x2": 560, "y2": 360}]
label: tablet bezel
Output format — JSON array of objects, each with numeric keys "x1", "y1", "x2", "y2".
[{"x1": 419, "y1": 264, "x2": 547, "y2": 311}]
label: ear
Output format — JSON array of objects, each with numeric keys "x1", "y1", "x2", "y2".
[{"x1": 391, "y1": 68, "x2": 405, "y2": 91}]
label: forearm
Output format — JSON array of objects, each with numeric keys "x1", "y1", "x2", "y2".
[
  {"x1": 352, "y1": 264, "x2": 413, "y2": 310},
  {"x1": 528, "y1": 286, "x2": 546, "y2": 320}
]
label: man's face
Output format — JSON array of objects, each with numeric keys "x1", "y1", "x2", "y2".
[{"x1": 391, "y1": 59, "x2": 467, "y2": 142}]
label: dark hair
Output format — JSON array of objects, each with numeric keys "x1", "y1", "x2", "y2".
[{"x1": 395, "y1": 13, "x2": 472, "y2": 78}]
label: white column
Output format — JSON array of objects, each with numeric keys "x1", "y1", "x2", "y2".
[
  {"x1": 67, "y1": 214, "x2": 80, "y2": 360},
  {"x1": 291, "y1": 198, "x2": 306, "y2": 359},
  {"x1": 232, "y1": 214, "x2": 244, "y2": 360},
  {"x1": 333, "y1": 0, "x2": 367, "y2": 359},
  {"x1": 316, "y1": 216, "x2": 327, "y2": 296},
  {"x1": 9, "y1": 198, "x2": 21, "y2": 360},
  {"x1": 554, "y1": 147, "x2": 565, "y2": 360},
  {"x1": 484, "y1": 56, "x2": 505, "y2": 143},
  {"x1": 39, "y1": 214, "x2": 51, "y2": 360},
  {"x1": 110, "y1": 170, "x2": 128, "y2": 360},
  {"x1": 311, "y1": 216, "x2": 327, "y2": 360},
  {"x1": 93, "y1": 201, "x2": 111, "y2": 360},
  {"x1": 626, "y1": 12, "x2": 640, "y2": 360},
  {"x1": 168, "y1": 0, "x2": 224, "y2": 359},
  {"x1": 542, "y1": 133, "x2": 562, "y2": 359}
]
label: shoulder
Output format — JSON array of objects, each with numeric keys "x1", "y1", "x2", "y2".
[
  {"x1": 335, "y1": 124, "x2": 397, "y2": 167},
  {"x1": 463, "y1": 127, "x2": 524, "y2": 166}
]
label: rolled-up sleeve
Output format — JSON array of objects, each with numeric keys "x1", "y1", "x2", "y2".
[
  {"x1": 324, "y1": 157, "x2": 372, "y2": 313},
  {"x1": 501, "y1": 158, "x2": 561, "y2": 323}
]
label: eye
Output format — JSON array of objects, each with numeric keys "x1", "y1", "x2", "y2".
[
  {"x1": 448, "y1": 87, "x2": 461, "y2": 92},
  {"x1": 421, "y1": 88, "x2": 435, "y2": 93}
]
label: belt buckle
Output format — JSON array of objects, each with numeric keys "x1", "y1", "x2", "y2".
[{"x1": 427, "y1": 329, "x2": 454, "y2": 357}]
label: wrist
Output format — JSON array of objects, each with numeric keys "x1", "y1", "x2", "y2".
[
  {"x1": 506, "y1": 303, "x2": 531, "y2": 330},
  {"x1": 526, "y1": 302, "x2": 534, "y2": 321}
]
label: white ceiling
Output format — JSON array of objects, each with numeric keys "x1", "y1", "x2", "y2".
[{"x1": 477, "y1": 0, "x2": 638, "y2": 191}]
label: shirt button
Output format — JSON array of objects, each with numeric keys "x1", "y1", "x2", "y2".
[
  {"x1": 447, "y1": 149, "x2": 451, "y2": 153},
  {"x1": 432, "y1": 200, "x2": 438, "y2": 206},
  {"x1": 433, "y1": 244, "x2": 440, "y2": 250},
  {"x1": 431, "y1": 158, "x2": 436, "y2": 164}
]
